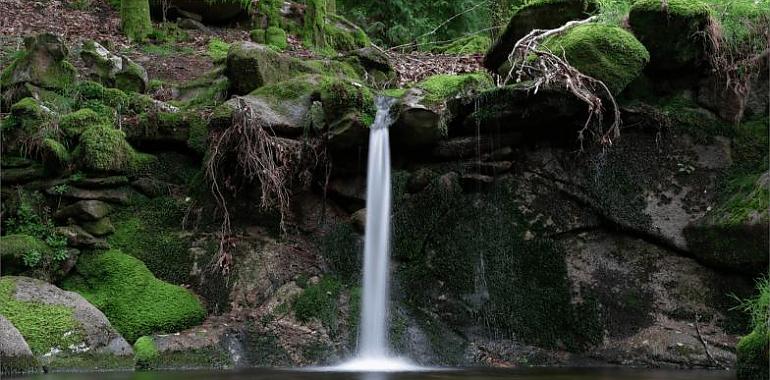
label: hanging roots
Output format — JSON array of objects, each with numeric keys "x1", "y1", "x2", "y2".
[
  {"x1": 502, "y1": 16, "x2": 621, "y2": 150},
  {"x1": 205, "y1": 97, "x2": 303, "y2": 274}
]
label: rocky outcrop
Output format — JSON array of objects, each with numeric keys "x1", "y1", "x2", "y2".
[
  {"x1": 0, "y1": 276, "x2": 133, "y2": 373},
  {"x1": 0, "y1": 33, "x2": 76, "y2": 107}
]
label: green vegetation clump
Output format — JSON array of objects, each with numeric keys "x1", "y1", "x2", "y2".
[
  {"x1": 207, "y1": 38, "x2": 231, "y2": 62},
  {"x1": 0, "y1": 234, "x2": 51, "y2": 271},
  {"x1": 319, "y1": 76, "x2": 375, "y2": 123},
  {"x1": 736, "y1": 278, "x2": 770, "y2": 380},
  {"x1": 416, "y1": 72, "x2": 492, "y2": 105},
  {"x1": 266, "y1": 26, "x2": 288, "y2": 50},
  {"x1": 76, "y1": 124, "x2": 153, "y2": 173},
  {"x1": 0, "y1": 277, "x2": 83, "y2": 354},
  {"x1": 59, "y1": 108, "x2": 106, "y2": 138},
  {"x1": 435, "y1": 34, "x2": 491, "y2": 54},
  {"x1": 133, "y1": 336, "x2": 159, "y2": 369},
  {"x1": 543, "y1": 23, "x2": 649, "y2": 95},
  {"x1": 318, "y1": 223, "x2": 361, "y2": 284},
  {"x1": 61, "y1": 249, "x2": 206, "y2": 342},
  {"x1": 293, "y1": 276, "x2": 342, "y2": 335}
]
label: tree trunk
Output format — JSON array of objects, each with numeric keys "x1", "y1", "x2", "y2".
[
  {"x1": 121, "y1": 0, "x2": 153, "y2": 41},
  {"x1": 304, "y1": 0, "x2": 327, "y2": 49}
]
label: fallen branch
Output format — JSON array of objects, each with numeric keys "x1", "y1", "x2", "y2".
[{"x1": 695, "y1": 314, "x2": 726, "y2": 370}]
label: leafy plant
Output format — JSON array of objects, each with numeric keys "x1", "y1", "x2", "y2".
[
  {"x1": 4, "y1": 191, "x2": 70, "y2": 265},
  {"x1": 21, "y1": 250, "x2": 42, "y2": 268}
]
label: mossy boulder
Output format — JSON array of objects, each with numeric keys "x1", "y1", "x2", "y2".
[
  {"x1": 484, "y1": 0, "x2": 596, "y2": 73},
  {"x1": 61, "y1": 250, "x2": 206, "y2": 342},
  {"x1": 133, "y1": 336, "x2": 159, "y2": 369},
  {"x1": 0, "y1": 235, "x2": 51, "y2": 276},
  {"x1": 81, "y1": 40, "x2": 149, "y2": 94},
  {"x1": 76, "y1": 124, "x2": 153, "y2": 173},
  {"x1": 347, "y1": 47, "x2": 396, "y2": 87},
  {"x1": 54, "y1": 200, "x2": 112, "y2": 222},
  {"x1": 391, "y1": 73, "x2": 493, "y2": 148},
  {"x1": 0, "y1": 33, "x2": 76, "y2": 105},
  {"x1": 225, "y1": 41, "x2": 361, "y2": 95},
  {"x1": 0, "y1": 315, "x2": 40, "y2": 375},
  {"x1": 0, "y1": 276, "x2": 133, "y2": 372},
  {"x1": 542, "y1": 23, "x2": 650, "y2": 95},
  {"x1": 629, "y1": 0, "x2": 711, "y2": 72},
  {"x1": 266, "y1": 26, "x2": 288, "y2": 50},
  {"x1": 59, "y1": 108, "x2": 106, "y2": 139}
]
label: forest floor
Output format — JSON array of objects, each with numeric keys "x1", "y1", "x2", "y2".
[{"x1": 0, "y1": 0, "x2": 484, "y2": 87}]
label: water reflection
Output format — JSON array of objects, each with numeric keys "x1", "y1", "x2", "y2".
[{"x1": 11, "y1": 367, "x2": 736, "y2": 380}]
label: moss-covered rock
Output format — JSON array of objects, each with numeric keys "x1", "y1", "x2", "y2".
[
  {"x1": 542, "y1": 23, "x2": 650, "y2": 95},
  {"x1": 133, "y1": 336, "x2": 159, "y2": 369},
  {"x1": 484, "y1": 0, "x2": 596, "y2": 73},
  {"x1": 629, "y1": 0, "x2": 711, "y2": 72},
  {"x1": 737, "y1": 328, "x2": 770, "y2": 380},
  {"x1": 225, "y1": 42, "x2": 309, "y2": 95},
  {"x1": 1, "y1": 33, "x2": 76, "y2": 105},
  {"x1": 0, "y1": 235, "x2": 51, "y2": 275},
  {"x1": 81, "y1": 41, "x2": 150, "y2": 93},
  {"x1": 61, "y1": 250, "x2": 206, "y2": 343},
  {"x1": 0, "y1": 276, "x2": 133, "y2": 372},
  {"x1": 59, "y1": 108, "x2": 106, "y2": 139},
  {"x1": 266, "y1": 26, "x2": 288, "y2": 50},
  {"x1": 76, "y1": 124, "x2": 153, "y2": 173}
]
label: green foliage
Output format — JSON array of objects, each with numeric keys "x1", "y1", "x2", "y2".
[
  {"x1": 0, "y1": 277, "x2": 83, "y2": 354},
  {"x1": 121, "y1": 0, "x2": 153, "y2": 41},
  {"x1": 0, "y1": 234, "x2": 50, "y2": 269},
  {"x1": 293, "y1": 276, "x2": 342, "y2": 335},
  {"x1": 543, "y1": 23, "x2": 650, "y2": 94},
  {"x1": 76, "y1": 124, "x2": 153, "y2": 173},
  {"x1": 61, "y1": 249, "x2": 206, "y2": 342},
  {"x1": 133, "y1": 336, "x2": 159, "y2": 369},
  {"x1": 187, "y1": 113, "x2": 209, "y2": 155},
  {"x1": 434, "y1": 34, "x2": 491, "y2": 54},
  {"x1": 207, "y1": 38, "x2": 231, "y2": 62},
  {"x1": 318, "y1": 223, "x2": 361, "y2": 284},
  {"x1": 736, "y1": 278, "x2": 770, "y2": 380},
  {"x1": 108, "y1": 197, "x2": 193, "y2": 285}
]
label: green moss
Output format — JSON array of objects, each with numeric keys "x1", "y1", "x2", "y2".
[
  {"x1": 303, "y1": 0, "x2": 327, "y2": 49},
  {"x1": 187, "y1": 113, "x2": 209, "y2": 155},
  {"x1": 293, "y1": 276, "x2": 342, "y2": 335},
  {"x1": 115, "y1": 61, "x2": 147, "y2": 94},
  {"x1": 323, "y1": 16, "x2": 370, "y2": 52},
  {"x1": 318, "y1": 76, "x2": 375, "y2": 123},
  {"x1": 61, "y1": 249, "x2": 206, "y2": 342},
  {"x1": 0, "y1": 277, "x2": 83, "y2": 354},
  {"x1": 382, "y1": 88, "x2": 407, "y2": 98},
  {"x1": 250, "y1": 29, "x2": 266, "y2": 44},
  {"x1": 542, "y1": 23, "x2": 650, "y2": 95},
  {"x1": 318, "y1": 223, "x2": 361, "y2": 284},
  {"x1": 60, "y1": 108, "x2": 106, "y2": 138},
  {"x1": 108, "y1": 197, "x2": 192, "y2": 285},
  {"x1": 266, "y1": 26, "x2": 288, "y2": 50},
  {"x1": 76, "y1": 124, "x2": 151, "y2": 173},
  {"x1": 10, "y1": 97, "x2": 43, "y2": 118},
  {"x1": 133, "y1": 336, "x2": 159, "y2": 369},
  {"x1": 75, "y1": 80, "x2": 105, "y2": 99},
  {"x1": 120, "y1": 0, "x2": 153, "y2": 41},
  {"x1": 41, "y1": 138, "x2": 70, "y2": 167},
  {"x1": 207, "y1": 38, "x2": 231, "y2": 63},
  {"x1": 416, "y1": 72, "x2": 492, "y2": 105},
  {"x1": 435, "y1": 34, "x2": 491, "y2": 55}
]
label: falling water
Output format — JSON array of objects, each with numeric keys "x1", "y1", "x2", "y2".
[{"x1": 332, "y1": 96, "x2": 419, "y2": 372}]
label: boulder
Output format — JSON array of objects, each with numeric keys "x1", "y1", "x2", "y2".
[
  {"x1": 348, "y1": 47, "x2": 396, "y2": 86},
  {"x1": 47, "y1": 185, "x2": 136, "y2": 205},
  {"x1": 82, "y1": 218, "x2": 116, "y2": 237},
  {"x1": 0, "y1": 316, "x2": 40, "y2": 375},
  {"x1": 225, "y1": 42, "x2": 310, "y2": 95},
  {"x1": 1, "y1": 165, "x2": 46, "y2": 185},
  {"x1": 134, "y1": 326, "x2": 246, "y2": 370},
  {"x1": 484, "y1": 0, "x2": 596, "y2": 73},
  {"x1": 132, "y1": 178, "x2": 177, "y2": 198},
  {"x1": 0, "y1": 33, "x2": 76, "y2": 105},
  {"x1": 54, "y1": 200, "x2": 112, "y2": 221},
  {"x1": 628, "y1": 0, "x2": 711, "y2": 72},
  {"x1": 71, "y1": 176, "x2": 130, "y2": 189},
  {"x1": 0, "y1": 276, "x2": 133, "y2": 372},
  {"x1": 541, "y1": 23, "x2": 649, "y2": 95},
  {"x1": 80, "y1": 40, "x2": 149, "y2": 93},
  {"x1": 350, "y1": 208, "x2": 366, "y2": 233}
]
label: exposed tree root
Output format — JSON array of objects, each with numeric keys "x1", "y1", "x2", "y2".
[{"x1": 502, "y1": 16, "x2": 621, "y2": 150}]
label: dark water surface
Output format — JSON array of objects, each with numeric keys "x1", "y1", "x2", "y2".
[{"x1": 14, "y1": 368, "x2": 736, "y2": 380}]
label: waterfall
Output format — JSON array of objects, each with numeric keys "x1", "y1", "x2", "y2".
[
  {"x1": 332, "y1": 97, "x2": 419, "y2": 372},
  {"x1": 360, "y1": 96, "x2": 394, "y2": 358}
]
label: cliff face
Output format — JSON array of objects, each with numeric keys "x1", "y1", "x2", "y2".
[{"x1": 1, "y1": 0, "x2": 768, "y2": 375}]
